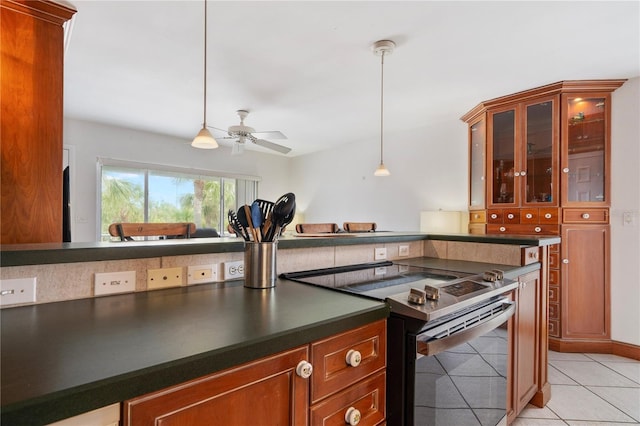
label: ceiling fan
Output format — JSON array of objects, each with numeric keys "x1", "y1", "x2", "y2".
[{"x1": 210, "y1": 110, "x2": 291, "y2": 155}]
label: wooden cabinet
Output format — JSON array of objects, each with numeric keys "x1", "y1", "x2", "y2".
[
  {"x1": 509, "y1": 270, "x2": 541, "y2": 421},
  {"x1": 0, "y1": 0, "x2": 75, "y2": 244},
  {"x1": 462, "y1": 80, "x2": 625, "y2": 352},
  {"x1": 561, "y1": 225, "x2": 610, "y2": 341},
  {"x1": 124, "y1": 320, "x2": 386, "y2": 426}
]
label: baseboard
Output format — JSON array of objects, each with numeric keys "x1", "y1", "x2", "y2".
[
  {"x1": 549, "y1": 337, "x2": 640, "y2": 360},
  {"x1": 611, "y1": 340, "x2": 640, "y2": 361}
]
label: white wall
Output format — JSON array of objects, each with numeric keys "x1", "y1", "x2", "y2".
[
  {"x1": 289, "y1": 118, "x2": 469, "y2": 230},
  {"x1": 610, "y1": 77, "x2": 640, "y2": 346},
  {"x1": 64, "y1": 118, "x2": 291, "y2": 242}
]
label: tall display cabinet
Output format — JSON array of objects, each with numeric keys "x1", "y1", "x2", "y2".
[{"x1": 461, "y1": 80, "x2": 625, "y2": 352}]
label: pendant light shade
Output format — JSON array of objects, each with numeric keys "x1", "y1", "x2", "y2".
[
  {"x1": 191, "y1": 0, "x2": 218, "y2": 149},
  {"x1": 372, "y1": 39, "x2": 395, "y2": 177}
]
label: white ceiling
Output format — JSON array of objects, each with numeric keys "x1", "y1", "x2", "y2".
[{"x1": 63, "y1": 1, "x2": 639, "y2": 157}]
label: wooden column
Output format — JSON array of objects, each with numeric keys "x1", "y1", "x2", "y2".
[{"x1": 1, "y1": 0, "x2": 76, "y2": 243}]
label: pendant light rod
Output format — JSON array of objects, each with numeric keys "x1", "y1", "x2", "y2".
[
  {"x1": 191, "y1": 0, "x2": 218, "y2": 149},
  {"x1": 202, "y1": 0, "x2": 208, "y2": 129},
  {"x1": 372, "y1": 40, "x2": 394, "y2": 176}
]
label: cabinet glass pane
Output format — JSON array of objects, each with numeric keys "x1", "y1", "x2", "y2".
[
  {"x1": 566, "y1": 97, "x2": 606, "y2": 202},
  {"x1": 492, "y1": 110, "x2": 516, "y2": 204},
  {"x1": 470, "y1": 120, "x2": 485, "y2": 208},
  {"x1": 525, "y1": 101, "x2": 553, "y2": 203}
]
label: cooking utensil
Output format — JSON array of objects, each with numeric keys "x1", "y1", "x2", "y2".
[
  {"x1": 236, "y1": 205, "x2": 254, "y2": 241},
  {"x1": 228, "y1": 209, "x2": 249, "y2": 241},
  {"x1": 266, "y1": 193, "x2": 296, "y2": 241},
  {"x1": 253, "y1": 199, "x2": 274, "y2": 220},
  {"x1": 251, "y1": 201, "x2": 263, "y2": 242}
]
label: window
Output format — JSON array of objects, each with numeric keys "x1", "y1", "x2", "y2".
[{"x1": 99, "y1": 159, "x2": 258, "y2": 241}]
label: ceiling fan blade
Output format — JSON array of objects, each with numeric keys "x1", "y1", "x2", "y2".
[
  {"x1": 251, "y1": 130, "x2": 287, "y2": 140},
  {"x1": 253, "y1": 138, "x2": 291, "y2": 154}
]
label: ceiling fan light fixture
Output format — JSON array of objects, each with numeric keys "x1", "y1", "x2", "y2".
[
  {"x1": 372, "y1": 39, "x2": 395, "y2": 177},
  {"x1": 191, "y1": 0, "x2": 218, "y2": 150},
  {"x1": 231, "y1": 140, "x2": 245, "y2": 156},
  {"x1": 192, "y1": 126, "x2": 218, "y2": 149}
]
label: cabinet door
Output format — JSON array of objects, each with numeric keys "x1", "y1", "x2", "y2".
[
  {"x1": 522, "y1": 97, "x2": 559, "y2": 207},
  {"x1": 561, "y1": 225, "x2": 610, "y2": 339},
  {"x1": 488, "y1": 107, "x2": 518, "y2": 207},
  {"x1": 469, "y1": 116, "x2": 487, "y2": 210},
  {"x1": 514, "y1": 271, "x2": 540, "y2": 415},
  {"x1": 561, "y1": 94, "x2": 611, "y2": 207},
  {"x1": 124, "y1": 346, "x2": 309, "y2": 426}
]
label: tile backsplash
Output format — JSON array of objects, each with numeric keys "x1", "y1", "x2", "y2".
[{"x1": 1, "y1": 239, "x2": 527, "y2": 307}]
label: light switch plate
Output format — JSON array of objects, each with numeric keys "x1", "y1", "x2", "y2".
[
  {"x1": 0, "y1": 277, "x2": 36, "y2": 306},
  {"x1": 398, "y1": 245, "x2": 410, "y2": 257},
  {"x1": 94, "y1": 271, "x2": 136, "y2": 296},
  {"x1": 187, "y1": 264, "x2": 218, "y2": 285},
  {"x1": 147, "y1": 267, "x2": 183, "y2": 289}
]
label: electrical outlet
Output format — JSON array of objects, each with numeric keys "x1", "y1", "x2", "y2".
[
  {"x1": 623, "y1": 211, "x2": 634, "y2": 226},
  {"x1": 223, "y1": 261, "x2": 244, "y2": 280},
  {"x1": 187, "y1": 264, "x2": 218, "y2": 285},
  {"x1": 94, "y1": 271, "x2": 136, "y2": 296},
  {"x1": 147, "y1": 267, "x2": 183, "y2": 289},
  {"x1": 398, "y1": 245, "x2": 410, "y2": 257},
  {"x1": 374, "y1": 247, "x2": 387, "y2": 261},
  {"x1": 0, "y1": 277, "x2": 36, "y2": 306}
]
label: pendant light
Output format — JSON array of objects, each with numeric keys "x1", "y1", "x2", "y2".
[
  {"x1": 191, "y1": 0, "x2": 218, "y2": 149},
  {"x1": 372, "y1": 40, "x2": 395, "y2": 176}
]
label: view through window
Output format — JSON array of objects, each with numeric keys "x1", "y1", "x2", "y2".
[{"x1": 100, "y1": 162, "x2": 257, "y2": 240}]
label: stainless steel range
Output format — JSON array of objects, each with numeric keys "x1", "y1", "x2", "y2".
[{"x1": 282, "y1": 260, "x2": 519, "y2": 425}]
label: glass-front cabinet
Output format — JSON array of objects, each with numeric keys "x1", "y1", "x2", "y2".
[
  {"x1": 561, "y1": 94, "x2": 611, "y2": 206},
  {"x1": 488, "y1": 96, "x2": 558, "y2": 209},
  {"x1": 469, "y1": 117, "x2": 486, "y2": 210}
]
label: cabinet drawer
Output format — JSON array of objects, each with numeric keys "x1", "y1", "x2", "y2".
[
  {"x1": 549, "y1": 319, "x2": 560, "y2": 337},
  {"x1": 549, "y1": 243, "x2": 560, "y2": 253},
  {"x1": 311, "y1": 320, "x2": 386, "y2": 403},
  {"x1": 468, "y1": 223, "x2": 486, "y2": 235},
  {"x1": 549, "y1": 286, "x2": 559, "y2": 303},
  {"x1": 487, "y1": 224, "x2": 559, "y2": 235},
  {"x1": 549, "y1": 252, "x2": 559, "y2": 269},
  {"x1": 310, "y1": 371, "x2": 386, "y2": 426},
  {"x1": 520, "y1": 208, "x2": 538, "y2": 223},
  {"x1": 539, "y1": 208, "x2": 560, "y2": 224},
  {"x1": 504, "y1": 209, "x2": 520, "y2": 223},
  {"x1": 563, "y1": 208, "x2": 609, "y2": 224},
  {"x1": 549, "y1": 269, "x2": 560, "y2": 286},
  {"x1": 487, "y1": 210, "x2": 503, "y2": 224},
  {"x1": 469, "y1": 210, "x2": 486, "y2": 223},
  {"x1": 549, "y1": 303, "x2": 559, "y2": 320}
]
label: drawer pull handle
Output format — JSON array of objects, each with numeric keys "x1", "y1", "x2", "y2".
[
  {"x1": 563, "y1": 167, "x2": 570, "y2": 173},
  {"x1": 295, "y1": 360, "x2": 313, "y2": 379},
  {"x1": 534, "y1": 227, "x2": 542, "y2": 233},
  {"x1": 491, "y1": 214, "x2": 498, "y2": 219},
  {"x1": 345, "y1": 407, "x2": 361, "y2": 425},
  {"x1": 520, "y1": 170, "x2": 527, "y2": 176},
  {"x1": 499, "y1": 227, "x2": 506, "y2": 232},
  {"x1": 562, "y1": 259, "x2": 569, "y2": 264},
  {"x1": 528, "y1": 251, "x2": 538, "y2": 259},
  {"x1": 345, "y1": 349, "x2": 362, "y2": 367},
  {"x1": 507, "y1": 213, "x2": 515, "y2": 219},
  {"x1": 474, "y1": 214, "x2": 480, "y2": 219},
  {"x1": 545, "y1": 213, "x2": 552, "y2": 219},
  {"x1": 526, "y1": 213, "x2": 533, "y2": 219},
  {"x1": 582, "y1": 213, "x2": 590, "y2": 219}
]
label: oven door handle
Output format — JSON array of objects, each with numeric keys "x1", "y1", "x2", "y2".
[{"x1": 416, "y1": 301, "x2": 515, "y2": 357}]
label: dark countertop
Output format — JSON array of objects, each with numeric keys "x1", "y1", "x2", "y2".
[
  {"x1": 0, "y1": 279, "x2": 389, "y2": 425},
  {"x1": 0, "y1": 232, "x2": 560, "y2": 267}
]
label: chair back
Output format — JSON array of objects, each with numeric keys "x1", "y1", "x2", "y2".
[
  {"x1": 108, "y1": 222, "x2": 196, "y2": 241},
  {"x1": 343, "y1": 222, "x2": 377, "y2": 233},
  {"x1": 295, "y1": 223, "x2": 339, "y2": 233}
]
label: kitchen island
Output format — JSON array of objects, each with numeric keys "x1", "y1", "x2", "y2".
[{"x1": 1, "y1": 232, "x2": 559, "y2": 425}]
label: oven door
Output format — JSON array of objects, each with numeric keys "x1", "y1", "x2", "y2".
[
  {"x1": 409, "y1": 296, "x2": 514, "y2": 426},
  {"x1": 415, "y1": 296, "x2": 515, "y2": 357}
]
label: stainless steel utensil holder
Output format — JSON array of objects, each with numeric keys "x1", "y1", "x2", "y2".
[{"x1": 244, "y1": 242, "x2": 277, "y2": 289}]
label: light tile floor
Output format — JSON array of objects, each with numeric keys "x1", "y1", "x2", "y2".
[{"x1": 513, "y1": 351, "x2": 640, "y2": 425}]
